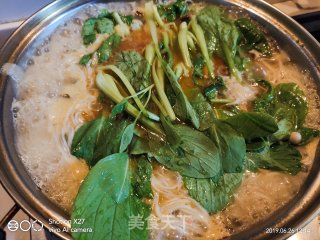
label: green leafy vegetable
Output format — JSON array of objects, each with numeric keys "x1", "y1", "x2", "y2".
[
  {"x1": 197, "y1": 6, "x2": 242, "y2": 81},
  {"x1": 98, "y1": 9, "x2": 112, "y2": 18},
  {"x1": 273, "y1": 108, "x2": 297, "y2": 140},
  {"x1": 157, "y1": 0, "x2": 189, "y2": 22},
  {"x1": 246, "y1": 139, "x2": 269, "y2": 153},
  {"x1": 235, "y1": 18, "x2": 272, "y2": 56},
  {"x1": 111, "y1": 100, "x2": 128, "y2": 117},
  {"x1": 193, "y1": 55, "x2": 206, "y2": 80},
  {"x1": 97, "y1": 33, "x2": 122, "y2": 63},
  {"x1": 71, "y1": 153, "x2": 151, "y2": 240},
  {"x1": 204, "y1": 76, "x2": 225, "y2": 102},
  {"x1": 254, "y1": 82, "x2": 310, "y2": 140},
  {"x1": 120, "y1": 123, "x2": 135, "y2": 153},
  {"x1": 83, "y1": 34, "x2": 97, "y2": 46},
  {"x1": 80, "y1": 33, "x2": 121, "y2": 65},
  {"x1": 96, "y1": 18, "x2": 114, "y2": 34},
  {"x1": 115, "y1": 51, "x2": 151, "y2": 92},
  {"x1": 82, "y1": 18, "x2": 97, "y2": 45},
  {"x1": 132, "y1": 156, "x2": 153, "y2": 199},
  {"x1": 160, "y1": 115, "x2": 182, "y2": 147},
  {"x1": 130, "y1": 137, "x2": 153, "y2": 156},
  {"x1": 272, "y1": 84, "x2": 308, "y2": 128},
  {"x1": 213, "y1": 106, "x2": 240, "y2": 120},
  {"x1": 184, "y1": 173, "x2": 243, "y2": 213},
  {"x1": 159, "y1": 56, "x2": 200, "y2": 129},
  {"x1": 121, "y1": 15, "x2": 134, "y2": 25},
  {"x1": 71, "y1": 115, "x2": 131, "y2": 166},
  {"x1": 208, "y1": 120, "x2": 246, "y2": 173},
  {"x1": 298, "y1": 127, "x2": 320, "y2": 146},
  {"x1": 254, "y1": 83, "x2": 307, "y2": 128},
  {"x1": 82, "y1": 16, "x2": 114, "y2": 45},
  {"x1": 246, "y1": 143, "x2": 302, "y2": 175},
  {"x1": 131, "y1": 124, "x2": 222, "y2": 179},
  {"x1": 96, "y1": 10, "x2": 132, "y2": 36},
  {"x1": 187, "y1": 88, "x2": 215, "y2": 131},
  {"x1": 98, "y1": 9, "x2": 133, "y2": 25},
  {"x1": 79, "y1": 53, "x2": 93, "y2": 66},
  {"x1": 173, "y1": 0, "x2": 189, "y2": 17},
  {"x1": 252, "y1": 80, "x2": 273, "y2": 111},
  {"x1": 225, "y1": 112, "x2": 278, "y2": 141}
]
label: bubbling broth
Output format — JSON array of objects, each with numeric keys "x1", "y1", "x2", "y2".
[{"x1": 6, "y1": 1, "x2": 320, "y2": 239}]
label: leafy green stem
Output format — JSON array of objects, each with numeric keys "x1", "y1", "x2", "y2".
[
  {"x1": 151, "y1": 94, "x2": 168, "y2": 117},
  {"x1": 152, "y1": 4, "x2": 165, "y2": 28},
  {"x1": 112, "y1": 12, "x2": 130, "y2": 37},
  {"x1": 152, "y1": 58, "x2": 176, "y2": 121},
  {"x1": 96, "y1": 71, "x2": 163, "y2": 135},
  {"x1": 178, "y1": 22, "x2": 193, "y2": 68},
  {"x1": 101, "y1": 65, "x2": 160, "y2": 121},
  {"x1": 222, "y1": 43, "x2": 242, "y2": 82},
  {"x1": 190, "y1": 16, "x2": 215, "y2": 79}
]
